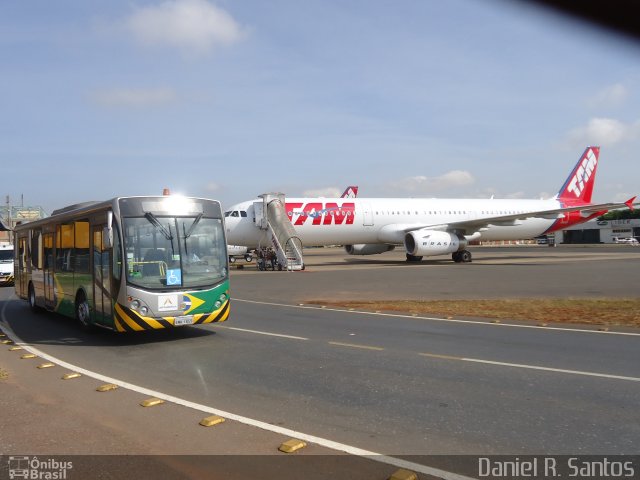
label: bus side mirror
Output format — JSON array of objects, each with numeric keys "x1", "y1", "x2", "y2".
[{"x1": 103, "y1": 210, "x2": 113, "y2": 249}]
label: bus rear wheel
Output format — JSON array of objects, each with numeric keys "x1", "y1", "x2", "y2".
[{"x1": 75, "y1": 292, "x2": 92, "y2": 330}]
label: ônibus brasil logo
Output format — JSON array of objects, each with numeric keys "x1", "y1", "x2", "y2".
[
  {"x1": 8, "y1": 456, "x2": 73, "y2": 480},
  {"x1": 566, "y1": 148, "x2": 597, "y2": 199}
]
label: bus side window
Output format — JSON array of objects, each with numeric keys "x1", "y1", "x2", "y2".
[
  {"x1": 30, "y1": 230, "x2": 42, "y2": 270},
  {"x1": 75, "y1": 220, "x2": 90, "y2": 273},
  {"x1": 57, "y1": 223, "x2": 75, "y2": 272}
]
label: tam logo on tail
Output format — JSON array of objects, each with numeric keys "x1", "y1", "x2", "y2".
[
  {"x1": 340, "y1": 186, "x2": 358, "y2": 198},
  {"x1": 558, "y1": 146, "x2": 600, "y2": 203}
]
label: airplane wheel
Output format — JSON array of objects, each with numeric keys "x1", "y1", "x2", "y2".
[
  {"x1": 229, "y1": 256, "x2": 236, "y2": 263},
  {"x1": 460, "y1": 250, "x2": 472, "y2": 263},
  {"x1": 452, "y1": 252, "x2": 462, "y2": 263},
  {"x1": 406, "y1": 254, "x2": 423, "y2": 262},
  {"x1": 244, "y1": 254, "x2": 253, "y2": 262}
]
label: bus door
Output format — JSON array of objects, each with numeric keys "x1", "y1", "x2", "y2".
[
  {"x1": 92, "y1": 225, "x2": 113, "y2": 325},
  {"x1": 17, "y1": 236, "x2": 28, "y2": 297},
  {"x1": 43, "y1": 232, "x2": 55, "y2": 308}
]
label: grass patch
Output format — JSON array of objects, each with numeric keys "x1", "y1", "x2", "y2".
[{"x1": 305, "y1": 298, "x2": 640, "y2": 327}]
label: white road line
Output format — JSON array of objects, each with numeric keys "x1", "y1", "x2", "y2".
[
  {"x1": 0, "y1": 322, "x2": 473, "y2": 480},
  {"x1": 233, "y1": 298, "x2": 640, "y2": 337},
  {"x1": 419, "y1": 353, "x2": 640, "y2": 382},
  {"x1": 328, "y1": 341, "x2": 385, "y2": 351},
  {"x1": 462, "y1": 358, "x2": 640, "y2": 382},
  {"x1": 215, "y1": 325, "x2": 308, "y2": 340}
]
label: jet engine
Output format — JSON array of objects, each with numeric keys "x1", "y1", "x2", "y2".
[
  {"x1": 344, "y1": 244, "x2": 396, "y2": 255},
  {"x1": 404, "y1": 230, "x2": 467, "y2": 257}
]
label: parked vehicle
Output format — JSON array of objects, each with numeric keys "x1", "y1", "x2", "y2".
[
  {"x1": 0, "y1": 243, "x2": 14, "y2": 286},
  {"x1": 613, "y1": 237, "x2": 639, "y2": 245}
]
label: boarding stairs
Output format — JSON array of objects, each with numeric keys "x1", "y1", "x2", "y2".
[{"x1": 254, "y1": 193, "x2": 304, "y2": 271}]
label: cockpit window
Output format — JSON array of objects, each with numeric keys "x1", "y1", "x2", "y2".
[
  {"x1": 224, "y1": 211, "x2": 231, "y2": 217},
  {"x1": 240, "y1": 211, "x2": 247, "y2": 217}
]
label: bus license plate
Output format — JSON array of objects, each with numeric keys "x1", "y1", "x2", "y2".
[{"x1": 174, "y1": 315, "x2": 194, "y2": 326}]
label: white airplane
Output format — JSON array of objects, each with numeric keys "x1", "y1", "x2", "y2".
[{"x1": 225, "y1": 147, "x2": 637, "y2": 263}]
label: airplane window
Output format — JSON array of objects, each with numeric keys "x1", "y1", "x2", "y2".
[
  {"x1": 240, "y1": 211, "x2": 247, "y2": 217},
  {"x1": 231, "y1": 211, "x2": 239, "y2": 217},
  {"x1": 224, "y1": 211, "x2": 231, "y2": 217}
]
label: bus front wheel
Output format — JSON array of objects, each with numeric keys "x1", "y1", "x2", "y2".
[{"x1": 75, "y1": 292, "x2": 92, "y2": 330}]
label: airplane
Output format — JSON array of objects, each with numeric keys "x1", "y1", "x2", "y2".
[
  {"x1": 224, "y1": 147, "x2": 637, "y2": 263},
  {"x1": 225, "y1": 185, "x2": 358, "y2": 262}
]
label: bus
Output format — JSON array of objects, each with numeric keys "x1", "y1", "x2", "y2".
[{"x1": 13, "y1": 196, "x2": 230, "y2": 332}]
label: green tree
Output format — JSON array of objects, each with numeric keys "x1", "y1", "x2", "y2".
[{"x1": 599, "y1": 209, "x2": 640, "y2": 221}]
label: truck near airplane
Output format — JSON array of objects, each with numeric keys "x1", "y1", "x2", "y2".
[{"x1": 224, "y1": 147, "x2": 636, "y2": 263}]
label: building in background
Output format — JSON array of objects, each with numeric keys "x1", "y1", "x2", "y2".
[
  {"x1": 0, "y1": 203, "x2": 48, "y2": 244},
  {"x1": 556, "y1": 218, "x2": 640, "y2": 244}
]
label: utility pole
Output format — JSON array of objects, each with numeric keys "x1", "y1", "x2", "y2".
[{"x1": 4, "y1": 195, "x2": 11, "y2": 243}]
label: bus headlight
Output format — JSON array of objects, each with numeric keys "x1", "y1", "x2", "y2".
[
  {"x1": 130, "y1": 299, "x2": 141, "y2": 310},
  {"x1": 214, "y1": 301, "x2": 221, "y2": 309},
  {"x1": 139, "y1": 306, "x2": 149, "y2": 316}
]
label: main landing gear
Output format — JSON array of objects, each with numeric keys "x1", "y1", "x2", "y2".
[{"x1": 452, "y1": 250, "x2": 472, "y2": 263}]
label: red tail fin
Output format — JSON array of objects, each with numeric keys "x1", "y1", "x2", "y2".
[{"x1": 556, "y1": 147, "x2": 600, "y2": 204}]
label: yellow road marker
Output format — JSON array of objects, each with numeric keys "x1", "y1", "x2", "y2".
[
  {"x1": 20, "y1": 353, "x2": 37, "y2": 359},
  {"x1": 62, "y1": 372, "x2": 81, "y2": 380},
  {"x1": 96, "y1": 383, "x2": 119, "y2": 392},
  {"x1": 199, "y1": 415, "x2": 225, "y2": 427},
  {"x1": 389, "y1": 468, "x2": 418, "y2": 480},
  {"x1": 140, "y1": 398, "x2": 165, "y2": 407},
  {"x1": 37, "y1": 363, "x2": 56, "y2": 369},
  {"x1": 1, "y1": 340, "x2": 13, "y2": 345},
  {"x1": 9, "y1": 346, "x2": 23, "y2": 351},
  {"x1": 278, "y1": 439, "x2": 307, "y2": 453}
]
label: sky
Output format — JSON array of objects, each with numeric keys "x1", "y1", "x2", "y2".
[{"x1": 1, "y1": 0, "x2": 639, "y2": 215}]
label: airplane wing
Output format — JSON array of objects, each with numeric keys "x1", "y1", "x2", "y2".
[{"x1": 401, "y1": 196, "x2": 637, "y2": 235}]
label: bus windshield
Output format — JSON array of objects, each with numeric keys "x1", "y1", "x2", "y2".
[{"x1": 123, "y1": 215, "x2": 227, "y2": 290}]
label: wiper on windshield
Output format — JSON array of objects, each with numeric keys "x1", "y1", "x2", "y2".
[
  {"x1": 183, "y1": 213, "x2": 203, "y2": 239},
  {"x1": 145, "y1": 212, "x2": 176, "y2": 258},
  {"x1": 182, "y1": 213, "x2": 203, "y2": 257},
  {"x1": 144, "y1": 212, "x2": 173, "y2": 241}
]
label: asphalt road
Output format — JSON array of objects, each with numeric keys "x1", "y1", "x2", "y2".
[{"x1": 2, "y1": 245, "x2": 639, "y2": 462}]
